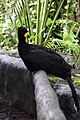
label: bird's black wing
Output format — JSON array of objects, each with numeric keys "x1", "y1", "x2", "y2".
[
  {"x1": 20, "y1": 48, "x2": 71, "y2": 78},
  {"x1": 30, "y1": 44, "x2": 67, "y2": 64},
  {"x1": 20, "y1": 48, "x2": 54, "y2": 71}
]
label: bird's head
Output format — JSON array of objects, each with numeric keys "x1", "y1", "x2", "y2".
[{"x1": 18, "y1": 26, "x2": 29, "y2": 41}]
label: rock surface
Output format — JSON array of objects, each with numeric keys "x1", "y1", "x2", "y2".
[
  {"x1": 33, "y1": 71, "x2": 66, "y2": 120},
  {"x1": 0, "y1": 54, "x2": 36, "y2": 118},
  {"x1": 55, "y1": 83, "x2": 80, "y2": 120}
]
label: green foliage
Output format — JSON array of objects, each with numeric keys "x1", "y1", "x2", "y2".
[
  {"x1": 0, "y1": 0, "x2": 65, "y2": 48},
  {"x1": 49, "y1": 76, "x2": 57, "y2": 85},
  {"x1": 0, "y1": 18, "x2": 17, "y2": 50},
  {"x1": 0, "y1": 0, "x2": 17, "y2": 50},
  {"x1": 46, "y1": 18, "x2": 53, "y2": 26},
  {"x1": 0, "y1": 0, "x2": 80, "y2": 56},
  {"x1": 74, "y1": 77, "x2": 80, "y2": 86},
  {"x1": 52, "y1": 19, "x2": 80, "y2": 55}
]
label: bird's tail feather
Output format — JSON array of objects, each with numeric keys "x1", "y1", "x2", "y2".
[{"x1": 66, "y1": 77, "x2": 79, "y2": 112}]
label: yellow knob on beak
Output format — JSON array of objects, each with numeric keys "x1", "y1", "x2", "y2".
[{"x1": 24, "y1": 32, "x2": 29, "y2": 38}]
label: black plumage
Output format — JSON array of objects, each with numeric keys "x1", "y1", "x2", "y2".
[{"x1": 18, "y1": 26, "x2": 79, "y2": 112}]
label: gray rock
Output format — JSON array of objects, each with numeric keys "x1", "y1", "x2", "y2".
[
  {"x1": 0, "y1": 54, "x2": 36, "y2": 117},
  {"x1": 55, "y1": 83, "x2": 80, "y2": 120},
  {"x1": 33, "y1": 71, "x2": 66, "y2": 120}
]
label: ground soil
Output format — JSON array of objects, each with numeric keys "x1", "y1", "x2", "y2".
[{"x1": 0, "y1": 97, "x2": 36, "y2": 120}]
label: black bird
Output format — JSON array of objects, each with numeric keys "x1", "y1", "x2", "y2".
[{"x1": 18, "y1": 26, "x2": 79, "y2": 112}]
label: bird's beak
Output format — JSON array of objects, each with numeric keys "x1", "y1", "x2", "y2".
[{"x1": 24, "y1": 32, "x2": 29, "y2": 38}]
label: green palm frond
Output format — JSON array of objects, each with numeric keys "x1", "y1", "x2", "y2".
[{"x1": 1, "y1": 0, "x2": 65, "y2": 45}]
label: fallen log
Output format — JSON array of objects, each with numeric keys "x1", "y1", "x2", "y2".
[{"x1": 33, "y1": 70, "x2": 66, "y2": 120}]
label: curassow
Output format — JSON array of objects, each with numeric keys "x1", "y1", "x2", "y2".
[{"x1": 18, "y1": 26, "x2": 79, "y2": 112}]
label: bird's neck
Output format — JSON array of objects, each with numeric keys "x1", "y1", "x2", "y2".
[{"x1": 18, "y1": 35, "x2": 26, "y2": 44}]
